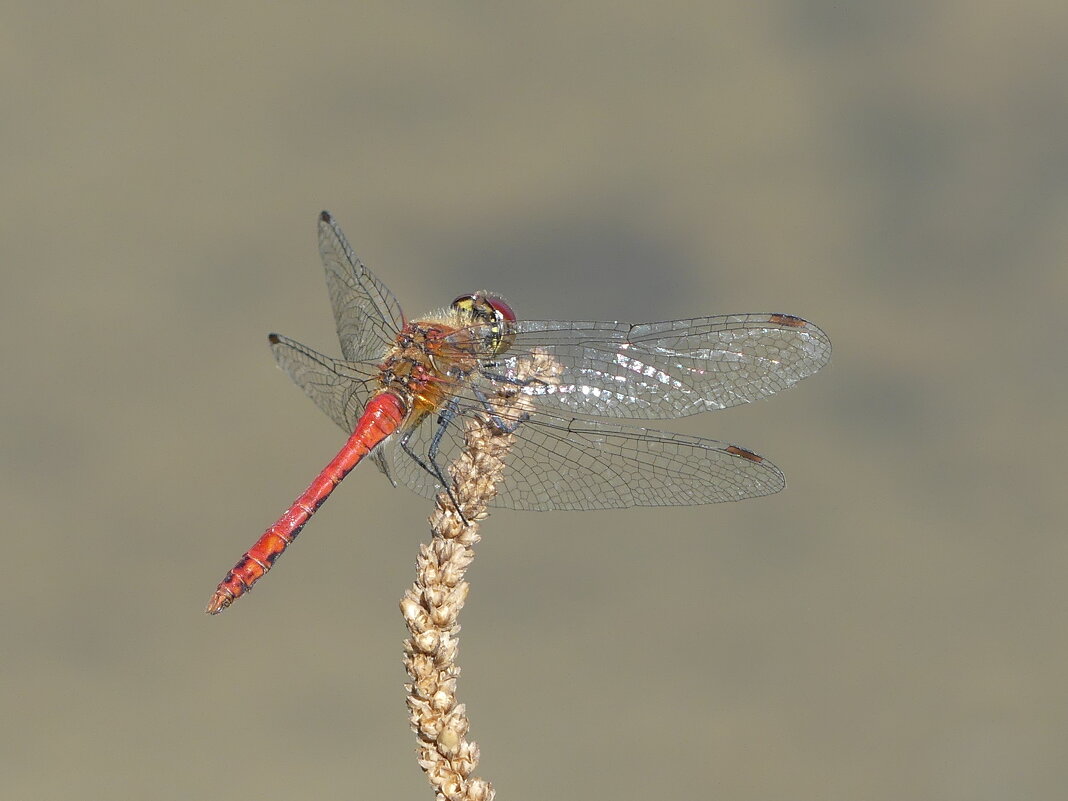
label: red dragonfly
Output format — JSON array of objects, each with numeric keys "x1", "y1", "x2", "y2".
[{"x1": 206, "y1": 211, "x2": 830, "y2": 614}]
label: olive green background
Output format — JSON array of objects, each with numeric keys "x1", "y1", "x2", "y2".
[{"x1": 4, "y1": 3, "x2": 1066, "y2": 799}]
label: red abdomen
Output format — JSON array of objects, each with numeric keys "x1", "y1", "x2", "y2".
[{"x1": 206, "y1": 391, "x2": 406, "y2": 614}]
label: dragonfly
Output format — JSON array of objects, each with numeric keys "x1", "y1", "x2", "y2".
[{"x1": 206, "y1": 211, "x2": 831, "y2": 614}]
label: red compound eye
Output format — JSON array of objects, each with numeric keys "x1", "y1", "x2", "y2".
[{"x1": 484, "y1": 294, "x2": 516, "y2": 323}]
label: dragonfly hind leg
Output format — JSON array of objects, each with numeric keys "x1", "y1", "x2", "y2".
[
  {"x1": 400, "y1": 400, "x2": 469, "y2": 523},
  {"x1": 399, "y1": 388, "x2": 531, "y2": 523}
]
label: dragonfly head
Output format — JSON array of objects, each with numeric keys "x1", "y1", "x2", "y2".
[{"x1": 451, "y1": 292, "x2": 517, "y2": 355}]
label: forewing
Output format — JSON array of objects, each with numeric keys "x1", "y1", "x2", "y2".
[
  {"x1": 382, "y1": 407, "x2": 785, "y2": 511},
  {"x1": 318, "y1": 211, "x2": 405, "y2": 361},
  {"x1": 479, "y1": 314, "x2": 830, "y2": 419},
  {"x1": 268, "y1": 334, "x2": 378, "y2": 433}
]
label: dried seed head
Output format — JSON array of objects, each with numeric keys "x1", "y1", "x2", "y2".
[
  {"x1": 400, "y1": 353, "x2": 559, "y2": 801},
  {"x1": 413, "y1": 630, "x2": 440, "y2": 653}
]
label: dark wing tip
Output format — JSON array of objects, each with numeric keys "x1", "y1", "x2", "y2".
[
  {"x1": 723, "y1": 443, "x2": 787, "y2": 496},
  {"x1": 768, "y1": 313, "x2": 832, "y2": 368},
  {"x1": 267, "y1": 333, "x2": 281, "y2": 345},
  {"x1": 768, "y1": 313, "x2": 808, "y2": 328},
  {"x1": 320, "y1": 210, "x2": 333, "y2": 223},
  {"x1": 725, "y1": 444, "x2": 764, "y2": 463}
]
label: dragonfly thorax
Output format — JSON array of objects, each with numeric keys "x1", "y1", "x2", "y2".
[{"x1": 378, "y1": 321, "x2": 471, "y2": 416}]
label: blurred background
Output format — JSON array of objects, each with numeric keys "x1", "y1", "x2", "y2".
[{"x1": 3, "y1": 3, "x2": 1066, "y2": 799}]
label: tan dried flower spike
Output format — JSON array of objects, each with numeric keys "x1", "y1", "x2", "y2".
[{"x1": 400, "y1": 352, "x2": 560, "y2": 801}]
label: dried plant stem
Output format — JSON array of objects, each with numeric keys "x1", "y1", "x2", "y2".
[{"x1": 400, "y1": 353, "x2": 558, "y2": 801}]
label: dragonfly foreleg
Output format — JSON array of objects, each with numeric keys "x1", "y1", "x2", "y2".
[{"x1": 478, "y1": 367, "x2": 550, "y2": 392}]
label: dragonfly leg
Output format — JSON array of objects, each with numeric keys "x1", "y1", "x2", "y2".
[
  {"x1": 471, "y1": 385, "x2": 529, "y2": 434},
  {"x1": 399, "y1": 402, "x2": 469, "y2": 524},
  {"x1": 478, "y1": 367, "x2": 549, "y2": 391}
]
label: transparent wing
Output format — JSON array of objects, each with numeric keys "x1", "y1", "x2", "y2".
[
  {"x1": 380, "y1": 406, "x2": 785, "y2": 511},
  {"x1": 318, "y1": 211, "x2": 405, "y2": 361},
  {"x1": 475, "y1": 314, "x2": 830, "y2": 419},
  {"x1": 268, "y1": 334, "x2": 379, "y2": 433},
  {"x1": 269, "y1": 333, "x2": 403, "y2": 483}
]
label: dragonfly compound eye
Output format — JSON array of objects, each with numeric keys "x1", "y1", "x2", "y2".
[{"x1": 452, "y1": 292, "x2": 516, "y2": 355}]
